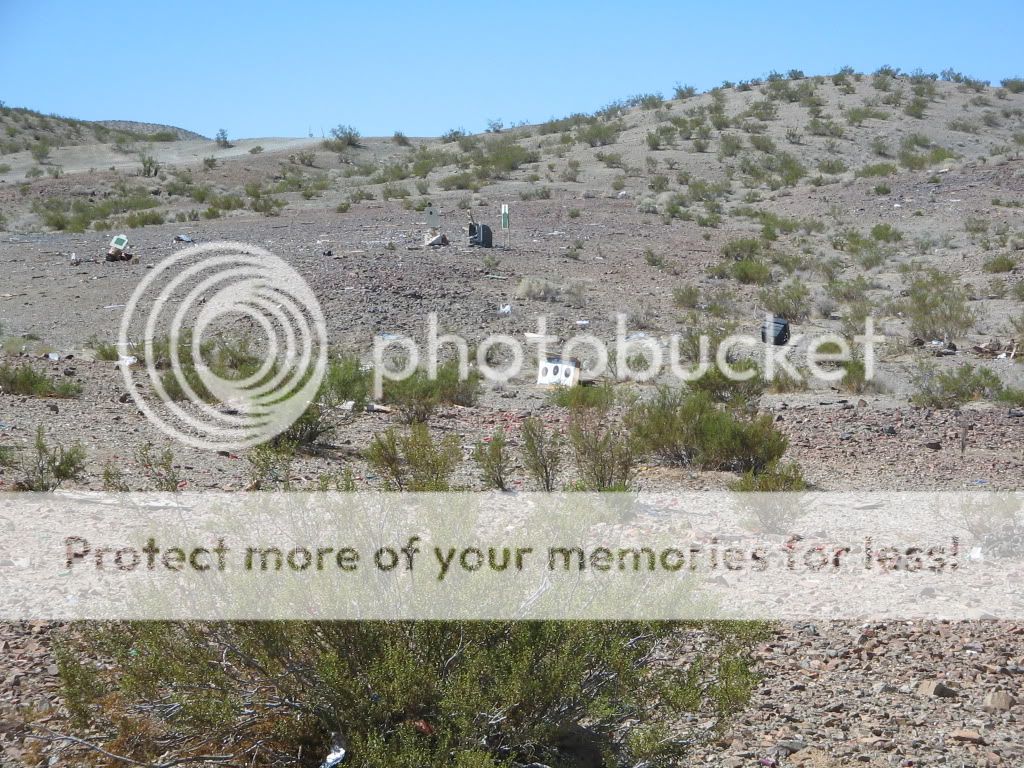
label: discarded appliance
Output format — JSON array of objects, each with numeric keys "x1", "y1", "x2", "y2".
[
  {"x1": 106, "y1": 234, "x2": 132, "y2": 262},
  {"x1": 466, "y1": 211, "x2": 492, "y2": 248},
  {"x1": 761, "y1": 316, "x2": 790, "y2": 346},
  {"x1": 538, "y1": 355, "x2": 580, "y2": 387}
]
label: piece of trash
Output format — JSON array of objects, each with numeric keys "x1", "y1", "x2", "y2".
[
  {"x1": 69, "y1": 252, "x2": 80, "y2": 266},
  {"x1": 424, "y1": 232, "x2": 449, "y2": 247},
  {"x1": 968, "y1": 546, "x2": 984, "y2": 562},
  {"x1": 45, "y1": 352, "x2": 60, "y2": 361},
  {"x1": 378, "y1": 332, "x2": 401, "y2": 341},
  {"x1": 173, "y1": 234, "x2": 194, "y2": 243},
  {"x1": 106, "y1": 234, "x2": 132, "y2": 262},
  {"x1": 538, "y1": 355, "x2": 580, "y2": 387},
  {"x1": 117, "y1": 355, "x2": 138, "y2": 366},
  {"x1": 322, "y1": 249, "x2": 333, "y2": 257},
  {"x1": 762, "y1": 316, "x2": 791, "y2": 346},
  {"x1": 466, "y1": 211, "x2": 492, "y2": 248},
  {"x1": 319, "y1": 732, "x2": 347, "y2": 768},
  {"x1": 498, "y1": 304, "x2": 511, "y2": 316},
  {"x1": 103, "y1": 303, "x2": 126, "y2": 310},
  {"x1": 575, "y1": 319, "x2": 590, "y2": 327},
  {"x1": 548, "y1": 230, "x2": 565, "y2": 236}
]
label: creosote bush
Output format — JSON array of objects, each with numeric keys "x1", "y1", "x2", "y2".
[
  {"x1": 57, "y1": 620, "x2": 763, "y2": 767},
  {"x1": 627, "y1": 389, "x2": 786, "y2": 472},
  {"x1": 383, "y1": 360, "x2": 481, "y2": 423},
  {"x1": 906, "y1": 269, "x2": 975, "y2": 339},
  {"x1": 472, "y1": 428, "x2": 512, "y2": 491},
  {"x1": 366, "y1": 423, "x2": 461, "y2": 491},
  {"x1": 910, "y1": 362, "x2": 1005, "y2": 408},
  {"x1": 10, "y1": 426, "x2": 86, "y2": 491},
  {"x1": 0, "y1": 362, "x2": 81, "y2": 398},
  {"x1": 568, "y1": 411, "x2": 637, "y2": 491},
  {"x1": 521, "y1": 416, "x2": 562, "y2": 491}
]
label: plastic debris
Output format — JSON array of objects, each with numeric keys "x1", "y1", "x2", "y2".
[
  {"x1": 69, "y1": 252, "x2": 80, "y2": 266},
  {"x1": 320, "y1": 732, "x2": 347, "y2": 768},
  {"x1": 762, "y1": 316, "x2": 791, "y2": 346},
  {"x1": 173, "y1": 234, "x2": 194, "y2": 243},
  {"x1": 498, "y1": 304, "x2": 511, "y2": 316}
]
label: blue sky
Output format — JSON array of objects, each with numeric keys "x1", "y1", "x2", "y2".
[{"x1": 1, "y1": 1, "x2": 1020, "y2": 139}]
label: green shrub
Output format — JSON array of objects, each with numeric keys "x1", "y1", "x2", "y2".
[
  {"x1": 732, "y1": 259, "x2": 772, "y2": 285},
  {"x1": 568, "y1": 411, "x2": 637, "y2": 491},
  {"x1": 439, "y1": 172, "x2": 479, "y2": 191},
  {"x1": 759, "y1": 278, "x2": 810, "y2": 320},
  {"x1": 1002, "y1": 78, "x2": 1024, "y2": 94},
  {"x1": 578, "y1": 121, "x2": 623, "y2": 147},
  {"x1": 521, "y1": 417, "x2": 562, "y2": 491},
  {"x1": 817, "y1": 158, "x2": 846, "y2": 174},
  {"x1": 687, "y1": 360, "x2": 766, "y2": 408},
  {"x1": 983, "y1": 254, "x2": 1017, "y2": 273},
  {"x1": 0, "y1": 363, "x2": 80, "y2": 397},
  {"x1": 472, "y1": 428, "x2": 512, "y2": 491},
  {"x1": 56, "y1": 619, "x2": 761, "y2": 767},
  {"x1": 628, "y1": 389, "x2": 786, "y2": 472},
  {"x1": 911, "y1": 362, "x2": 1003, "y2": 408},
  {"x1": 731, "y1": 461, "x2": 806, "y2": 491},
  {"x1": 870, "y1": 223, "x2": 902, "y2": 242},
  {"x1": 548, "y1": 383, "x2": 615, "y2": 411},
  {"x1": 904, "y1": 97, "x2": 928, "y2": 119},
  {"x1": 673, "y1": 285, "x2": 701, "y2": 309},
  {"x1": 12, "y1": 426, "x2": 86, "y2": 491},
  {"x1": 89, "y1": 337, "x2": 120, "y2": 361},
  {"x1": 124, "y1": 210, "x2": 164, "y2": 228},
  {"x1": 366, "y1": 423, "x2": 461, "y2": 491},
  {"x1": 383, "y1": 361, "x2": 481, "y2": 423},
  {"x1": 721, "y1": 238, "x2": 762, "y2": 261},
  {"x1": 906, "y1": 269, "x2": 975, "y2": 339},
  {"x1": 135, "y1": 442, "x2": 182, "y2": 492},
  {"x1": 857, "y1": 162, "x2": 897, "y2": 177}
]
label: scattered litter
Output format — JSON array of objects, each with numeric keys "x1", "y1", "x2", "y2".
[
  {"x1": 117, "y1": 355, "x2": 138, "y2": 366},
  {"x1": 103, "y1": 303, "x2": 126, "y2": 310},
  {"x1": 547, "y1": 230, "x2": 565, "y2": 236},
  {"x1": 173, "y1": 234, "x2": 194, "y2": 243},
  {"x1": 762, "y1": 316, "x2": 791, "y2": 346},
  {"x1": 973, "y1": 338, "x2": 1017, "y2": 359},
  {"x1": 968, "y1": 546, "x2": 984, "y2": 562},
  {"x1": 575, "y1": 319, "x2": 590, "y2": 328},
  {"x1": 45, "y1": 352, "x2": 60, "y2": 361},
  {"x1": 466, "y1": 211, "x2": 492, "y2": 248},
  {"x1": 322, "y1": 249, "x2": 333, "y2": 257},
  {"x1": 106, "y1": 234, "x2": 133, "y2": 262},
  {"x1": 69, "y1": 252, "x2": 80, "y2": 266},
  {"x1": 626, "y1": 332, "x2": 648, "y2": 341},
  {"x1": 538, "y1": 355, "x2": 580, "y2": 387},
  {"x1": 424, "y1": 231, "x2": 449, "y2": 247},
  {"x1": 378, "y1": 332, "x2": 401, "y2": 341},
  {"x1": 498, "y1": 304, "x2": 511, "y2": 316}
]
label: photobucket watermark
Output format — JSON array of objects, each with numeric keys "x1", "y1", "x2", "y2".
[{"x1": 372, "y1": 313, "x2": 885, "y2": 397}]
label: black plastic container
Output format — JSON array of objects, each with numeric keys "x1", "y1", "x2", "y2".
[{"x1": 762, "y1": 316, "x2": 791, "y2": 345}]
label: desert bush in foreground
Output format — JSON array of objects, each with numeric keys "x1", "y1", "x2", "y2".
[{"x1": 58, "y1": 620, "x2": 762, "y2": 767}]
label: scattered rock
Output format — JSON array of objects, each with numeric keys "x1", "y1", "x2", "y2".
[{"x1": 918, "y1": 680, "x2": 957, "y2": 698}]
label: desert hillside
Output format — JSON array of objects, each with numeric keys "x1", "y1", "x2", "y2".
[{"x1": 1, "y1": 67, "x2": 1024, "y2": 767}]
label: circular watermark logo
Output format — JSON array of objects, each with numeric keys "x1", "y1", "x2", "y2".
[{"x1": 118, "y1": 242, "x2": 327, "y2": 451}]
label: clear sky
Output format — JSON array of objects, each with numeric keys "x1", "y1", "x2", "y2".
[{"x1": 1, "y1": 1, "x2": 1020, "y2": 139}]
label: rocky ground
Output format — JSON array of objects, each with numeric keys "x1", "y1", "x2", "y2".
[{"x1": 1, "y1": 71, "x2": 1024, "y2": 765}]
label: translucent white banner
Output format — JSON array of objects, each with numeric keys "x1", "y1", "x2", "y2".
[{"x1": 0, "y1": 492, "x2": 1021, "y2": 620}]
